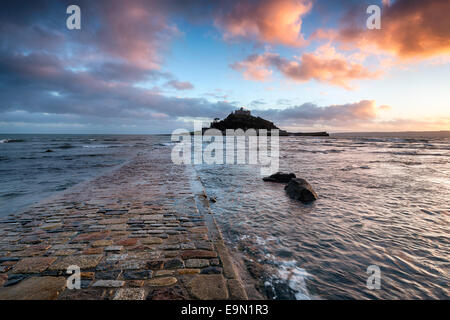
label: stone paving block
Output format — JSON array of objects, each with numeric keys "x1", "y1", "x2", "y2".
[
  {"x1": 123, "y1": 270, "x2": 153, "y2": 280},
  {"x1": 92, "y1": 240, "x2": 113, "y2": 247},
  {"x1": 95, "y1": 270, "x2": 121, "y2": 280},
  {"x1": 147, "y1": 260, "x2": 164, "y2": 270},
  {"x1": 180, "y1": 243, "x2": 196, "y2": 250},
  {"x1": 145, "y1": 277, "x2": 177, "y2": 286},
  {"x1": 141, "y1": 215, "x2": 164, "y2": 221},
  {"x1": 99, "y1": 219, "x2": 127, "y2": 225},
  {"x1": 215, "y1": 241, "x2": 238, "y2": 279},
  {"x1": 92, "y1": 280, "x2": 125, "y2": 288},
  {"x1": 105, "y1": 245, "x2": 123, "y2": 252},
  {"x1": 58, "y1": 288, "x2": 104, "y2": 300},
  {"x1": 127, "y1": 251, "x2": 154, "y2": 260},
  {"x1": 106, "y1": 253, "x2": 128, "y2": 262},
  {"x1": 180, "y1": 250, "x2": 218, "y2": 260},
  {"x1": 83, "y1": 247, "x2": 103, "y2": 255},
  {"x1": 0, "y1": 276, "x2": 66, "y2": 300},
  {"x1": 113, "y1": 288, "x2": 146, "y2": 300},
  {"x1": 73, "y1": 231, "x2": 110, "y2": 242},
  {"x1": 115, "y1": 238, "x2": 138, "y2": 246},
  {"x1": 108, "y1": 224, "x2": 127, "y2": 231},
  {"x1": 12, "y1": 257, "x2": 57, "y2": 273},
  {"x1": 147, "y1": 286, "x2": 189, "y2": 300},
  {"x1": 41, "y1": 223, "x2": 63, "y2": 230},
  {"x1": 155, "y1": 270, "x2": 175, "y2": 277},
  {"x1": 127, "y1": 280, "x2": 145, "y2": 287},
  {"x1": 49, "y1": 255, "x2": 103, "y2": 271},
  {"x1": 0, "y1": 274, "x2": 7, "y2": 286},
  {"x1": 200, "y1": 266, "x2": 223, "y2": 274},
  {"x1": 119, "y1": 260, "x2": 147, "y2": 270},
  {"x1": 187, "y1": 275, "x2": 228, "y2": 300},
  {"x1": 81, "y1": 272, "x2": 95, "y2": 279},
  {"x1": 227, "y1": 279, "x2": 248, "y2": 300},
  {"x1": 53, "y1": 249, "x2": 79, "y2": 256},
  {"x1": 164, "y1": 258, "x2": 185, "y2": 269},
  {"x1": 185, "y1": 259, "x2": 210, "y2": 268},
  {"x1": 177, "y1": 268, "x2": 200, "y2": 275}
]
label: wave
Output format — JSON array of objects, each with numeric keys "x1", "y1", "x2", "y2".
[
  {"x1": 262, "y1": 257, "x2": 312, "y2": 300},
  {"x1": 82, "y1": 144, "x2": 124, "y2": 148},
  {"x1": 57, "y1": 144, "x2": 77, "y2": 149},
  {"x1": 82, "y1": 144, "x2": 109, "y2": 148},
  {"x1": 155, "y1": 142, "x2": 175, "y2": 147},
  {"x1": 0, "y1": 139, "x2": 25, "y2": 143},
  {"x1": 341, "y1": 165, "x2": 371, "y2": 171}
]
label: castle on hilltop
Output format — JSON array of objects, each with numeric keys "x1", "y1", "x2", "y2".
[
  {"x1": 233, "y1": 107, "x2": 251, "y2": 116},
  {"x1": 204, "y1": 106, "x2": 328, "y2": 136}
]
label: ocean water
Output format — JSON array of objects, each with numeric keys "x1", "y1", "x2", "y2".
[
  {"x1": 194, "y1": 132, "x2": 450, "y2": 299},
  {"x1": 1, "y1": 132, "x2": 449, "y2": 299},
  {"x1": 0, "y1": 134, "x2": 170, "y2": 216}
]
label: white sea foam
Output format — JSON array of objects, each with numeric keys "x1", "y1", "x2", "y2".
[{"x1": 276, "y1": 260, "x2": 311, "y2": 300}]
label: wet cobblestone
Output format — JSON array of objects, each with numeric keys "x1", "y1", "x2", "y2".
[{"x1": 0, "y1": 150, "x2": 247, "y2": 300}]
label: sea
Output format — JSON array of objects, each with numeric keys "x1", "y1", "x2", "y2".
[{"x1": 0, "y1": 132, "x2": 449, "y2": 299}]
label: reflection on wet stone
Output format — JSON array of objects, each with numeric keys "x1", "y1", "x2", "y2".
[{"x1": 0, "y1": 149, "x2": 246, "y2": 300}]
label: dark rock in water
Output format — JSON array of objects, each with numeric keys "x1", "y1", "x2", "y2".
[
  {"x1": 45, "y1": 149, "x2": 53, "y2": 152},
  {"x1": 263, "y1": 172, "x2": 296, "y2": 183},
  {"x1": 284, "y1": 178, "x2": 318, "y2": 203}
]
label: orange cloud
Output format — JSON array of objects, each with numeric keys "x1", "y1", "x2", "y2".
[
  {"x1": 214, "y1": 0, "x2": 312, "y2": 46},
  {"x1": 331, "y1": 0, "x2": 450, "y2": 60},
  {"x1": 97, "y1": 0, "x2": 180, "y2": 70},
  {"x1": 231, "y1": 50, "x2": 378, "y2": 89}
]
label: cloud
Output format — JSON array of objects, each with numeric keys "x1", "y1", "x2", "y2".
[
  {"x1": 231, "y1": 49, "x2": 378, "y2": 88},
  {"x1": 317, "y1": 0, "x2": 450, "y2": 60},
  {"x1": 256, "y1": 100, "x2": 381, "y2": 124},
  {"x1": 214, "y1": 0, "x2": 312, "y2": 46},
  {"x1": 249, "y1": 99, "x2": 266, "y2": 107},
  {"x1": 0, "y1": 1, "x2": 227, "y2": 132},
  {"x1": 93, "y1": 0, "x2": 181, "y2": 69},
  {"x1": 0, "y1": 51, "x2": 234, "y2": 123},
  {"x1": 165, "y1": 80, "x2": 194, "y2": 90}
]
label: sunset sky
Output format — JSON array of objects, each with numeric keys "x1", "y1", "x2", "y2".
[{"x1": 1, "y1": 0, "x2": 449, "y2": 133}]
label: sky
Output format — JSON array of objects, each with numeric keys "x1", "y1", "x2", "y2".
[{"x1": 0, "y1": 0, "x2": 449, "y2": 134}]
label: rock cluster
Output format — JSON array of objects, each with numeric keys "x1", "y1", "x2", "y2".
[
  {"x1": 284, "y1": 178, "x2": 318, "y2": 203},
  {"x1": 263, "y1": 172, "x2": 318, "y2": 203},
  {"x1": 262, "y1": 172, "x2": 296, "y2": 183}
]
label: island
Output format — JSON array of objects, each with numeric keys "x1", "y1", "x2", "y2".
[{"x1": 201, "y1": 107, "x2": 329, "y2": 136}]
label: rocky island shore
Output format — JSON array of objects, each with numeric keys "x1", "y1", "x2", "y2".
[{"x1": 204, "y1": 108, "x2": 329, "y2": 136}]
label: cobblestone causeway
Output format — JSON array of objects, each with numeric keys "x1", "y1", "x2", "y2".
[{"x1": 0, "y1": 149, "x2": 248, "y2": 300}]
